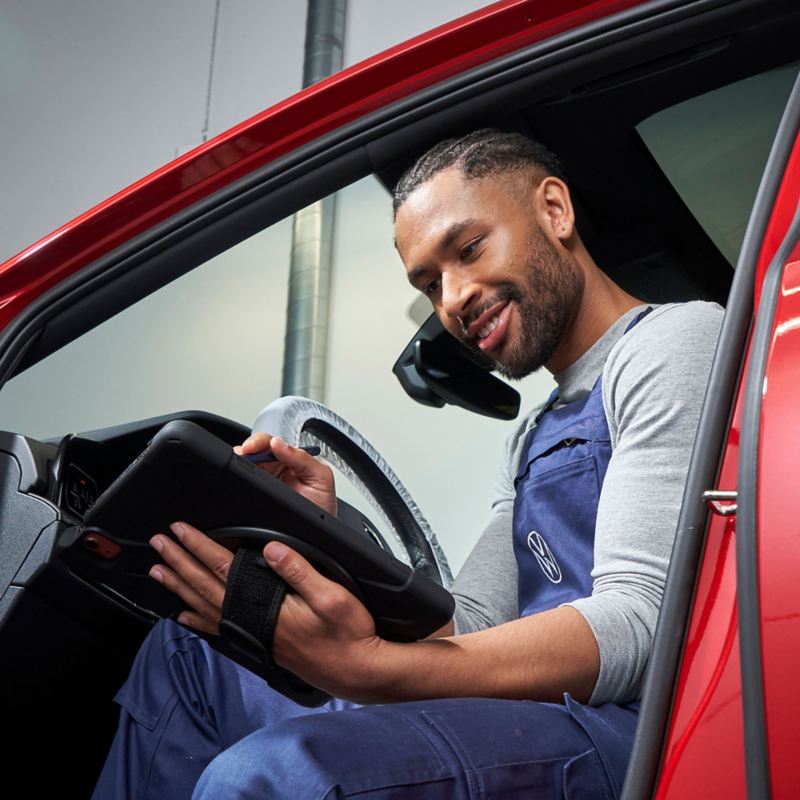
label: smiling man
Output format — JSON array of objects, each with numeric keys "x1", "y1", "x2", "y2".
[
  {"x1": 397, "y1": 134, "x2": 633, "y2": 379},
  {"x1": 93, "y1": 129, "x2": 723, "y2": 799}
]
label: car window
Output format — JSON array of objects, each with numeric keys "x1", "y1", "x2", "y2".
[
  {"x1": 637, "y1": 63, "x2": 798, "y2": 266},
  {"x1": 0, "y1": 218, "x2": 294, "y2": 436},
  {"x1": 0, "y1": 175, "x2": 554, "y2": 571}
]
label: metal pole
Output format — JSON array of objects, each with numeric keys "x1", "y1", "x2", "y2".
[{"x1": 281, "y1": 0, "x2": 347, "y2": 400}]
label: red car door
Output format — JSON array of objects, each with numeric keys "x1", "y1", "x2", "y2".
[
  {"x1": 623, "y1": 73, "x2": 800, "y2": 799},
  {"x1": 735, "y1": 96, "x2": 800, "y2": 799}
]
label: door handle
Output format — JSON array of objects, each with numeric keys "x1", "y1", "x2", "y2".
[{"x1": 702, "y1": 489, "x2": 738, "y2": 516}]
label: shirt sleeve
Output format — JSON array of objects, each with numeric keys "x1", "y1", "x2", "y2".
[
  {"x1": 450, "y1": 411, "x2": 537, "y2": 634},
  {"x1": 567, "y1": 301, "x2": 723, "y2": 705}
]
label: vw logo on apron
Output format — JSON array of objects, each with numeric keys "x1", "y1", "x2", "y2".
[{"x1": 526, "y1": 531, "x2": 562, "y2": 584}]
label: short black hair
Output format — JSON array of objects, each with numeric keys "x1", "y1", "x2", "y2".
[{"x1": 392, "y1": 128, "x2": 567, "y2": 218}]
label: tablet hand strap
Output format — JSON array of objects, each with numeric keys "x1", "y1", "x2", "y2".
[
  {"x1": 218, "y1": 547, "x2": 332, "y2": 707},
  {"x1": 220, "y1": 547, "x2": 285, "y2": 666}
]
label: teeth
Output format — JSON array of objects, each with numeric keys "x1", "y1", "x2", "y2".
[{"x1": 478, "y1": 315, "x2": 499, "y2": 339}]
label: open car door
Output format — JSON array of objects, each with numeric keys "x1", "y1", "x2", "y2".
[{"x1": 623, "y1": 71, "x2": 800, "y2": 800}]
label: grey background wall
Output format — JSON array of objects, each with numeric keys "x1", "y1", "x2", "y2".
[
  {"x1": 0, "y1": 0, "x2": 491, "y2": 261},
  {"x1": 0, "y1": 1, "x2": 556, "y2": 571}
]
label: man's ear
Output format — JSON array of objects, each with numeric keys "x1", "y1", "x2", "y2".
[{"x1": 538, "y1": 177, "x2": 575, "y2": 243}]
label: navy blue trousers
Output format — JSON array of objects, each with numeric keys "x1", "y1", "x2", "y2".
[{"x1": 92, "y1": 620, "x2": 637, "y2": 799}]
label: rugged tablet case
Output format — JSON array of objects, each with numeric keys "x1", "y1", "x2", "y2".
[{"x1": 61, "y1": 420, "x2": 455, "y2": 643}]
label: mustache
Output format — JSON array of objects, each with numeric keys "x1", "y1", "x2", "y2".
[{"x1": 458, "y1": 284, "x2": 522, "y2": 338}]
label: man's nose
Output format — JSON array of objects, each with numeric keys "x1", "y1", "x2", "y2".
[{"x1": 441, "y1": 270, "x2": 478, "y2": 320}]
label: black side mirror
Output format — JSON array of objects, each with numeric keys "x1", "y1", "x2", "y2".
[{"x1": 392, "y1": 314, "x2": 520, "y2": 420}]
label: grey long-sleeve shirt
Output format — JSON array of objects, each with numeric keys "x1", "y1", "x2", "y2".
[{"x1": 450, "y1": 301, "x2": 723, "y2": 705}]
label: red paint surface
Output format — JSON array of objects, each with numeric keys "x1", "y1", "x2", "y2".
[
  {"x1": 758, "y1": 244, "x2": 800, "y2": 798},
  {"x1": 0, "y1": 0, "x2": 646, "y2": 332},
  {"x1": 747, "y1": 132, "x2": 800, "y2": 799},
  {"x1": 655, "y1": 403, "x2": 745, "y2": 798},
  {"x1": 754, "y1": 133, "x2": 800, "y2": 305}
]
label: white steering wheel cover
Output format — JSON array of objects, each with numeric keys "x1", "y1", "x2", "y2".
[{"x1": 253, "y1": 395, "x2": 452, "y2": 587}]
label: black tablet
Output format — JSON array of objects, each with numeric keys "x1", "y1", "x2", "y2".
[{"x1": 64, "y1": 420, "x2": 454, "y2": 644}]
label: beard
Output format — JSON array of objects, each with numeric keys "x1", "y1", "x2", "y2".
[{"x1": 461, "y1": 224, "x2": 584, "y2": 380}]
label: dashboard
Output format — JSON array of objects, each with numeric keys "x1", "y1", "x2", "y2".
[{"x1": 0, "y1": 410, "x2": 250, "y2": 611}]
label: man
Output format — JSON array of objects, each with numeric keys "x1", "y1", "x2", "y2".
[{"x1": 93, "y1": 129, "x2": 722, "y2": 798}]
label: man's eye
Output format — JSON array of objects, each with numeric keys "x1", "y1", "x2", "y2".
[
  {"x1": 459, "y1": 238, "x2": 482, "y2": 260},
  {"x1": 424, "y1": 279, "x2": 440, "y2": 297}
]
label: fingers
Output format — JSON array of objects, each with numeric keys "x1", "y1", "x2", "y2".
[
  {"x1": 149, "y1": 555, "x2": 222, "y2": 631},
  {"x1": 264, "y1": 541, "x2": 342, "y2": 612},
  {"x1": 148, "y1": 522, "x2": 234, "y2": 631},
  {"x1": 235, "y1": 434, "x2": 314, "y2": 477},
  {"x1": 235, "y1": 436, "x2": 336, "y2": 516},
  {"x1": 237, "y1": 434, "x2": 322, "y2": 477},
  {"x1": 173, "y1": 609, "x2": 219, "y2": 636},
  {"x1": 169, "y1": 522, "x2": 233, "y2": 584}
]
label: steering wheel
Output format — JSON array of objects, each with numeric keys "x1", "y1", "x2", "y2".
[{"x1": 253, "y1": 396, "x2": 452, "y2": 589}]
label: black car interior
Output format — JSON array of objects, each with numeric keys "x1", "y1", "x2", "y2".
[{"x1": 1, "y1": 0, "x2": 799, "y2": 794}]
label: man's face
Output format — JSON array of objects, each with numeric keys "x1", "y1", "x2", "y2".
[{"x1": 395, "y1": 166, "x2": 584, "y2": 379}]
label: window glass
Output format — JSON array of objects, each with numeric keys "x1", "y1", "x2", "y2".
[
  {"x1": 637, "y1": 63, "x2": 797, "y2": 266},
  {"x1": 0, "y1": 175, "x2": 555, "y2": 573},
  {"x1": 0, "y1": 219, "x2": 293, "y2": 438}
]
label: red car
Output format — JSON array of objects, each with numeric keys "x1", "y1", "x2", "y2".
[{"x1": 1, "y1": 0, "x2": 799, "y2": 796}]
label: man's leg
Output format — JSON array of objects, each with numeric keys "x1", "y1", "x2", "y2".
[
  {"x1": 92, "y1": 618, "x2": 352, "y2": 800},
  {"x1": 193, "y1": 696, "x2": 638, "y2": 799}
]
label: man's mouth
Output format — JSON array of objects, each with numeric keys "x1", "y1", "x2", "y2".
[
  {"x1": 466, "y1": 301, "x2": 513, "y2": 353},
  {"x1": 477, "y1": 315, "x2": 500, "y2": 340}
]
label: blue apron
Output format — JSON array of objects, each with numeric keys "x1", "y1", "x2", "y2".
[
  {"x1": 513, "y1": 380, "x2": 611, "y2": 617},
  {"x1": 513, "y1": 308, "x2": 651, "y2": 616}
]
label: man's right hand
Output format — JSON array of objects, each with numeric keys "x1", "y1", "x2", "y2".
[{"x1": 234, "y1": 433, "x2": 337, "y2": 517}]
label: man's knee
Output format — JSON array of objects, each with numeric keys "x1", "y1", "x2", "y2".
[
  {"x1": 192, "y1": 721, "x2": 338, "y2": 799},
  {"x1": 114, "y1": 619, "x2": 212, "y2": 729}
]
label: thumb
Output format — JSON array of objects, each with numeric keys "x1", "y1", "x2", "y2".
[
  {"x1": 269, "y1": 438, "x2": 326, "y2": 482},
  {"x1": 238, "y1": 432, "x2": 273, "y2": 455}
]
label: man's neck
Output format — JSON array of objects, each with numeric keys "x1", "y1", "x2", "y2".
[{"x1": 546, "y1": 267, "x2": 642, "y2": 375}]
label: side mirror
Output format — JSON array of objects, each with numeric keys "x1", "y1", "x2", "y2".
[{"x1": 392, "y1": 314, "x2": 520, "y2": 420}]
